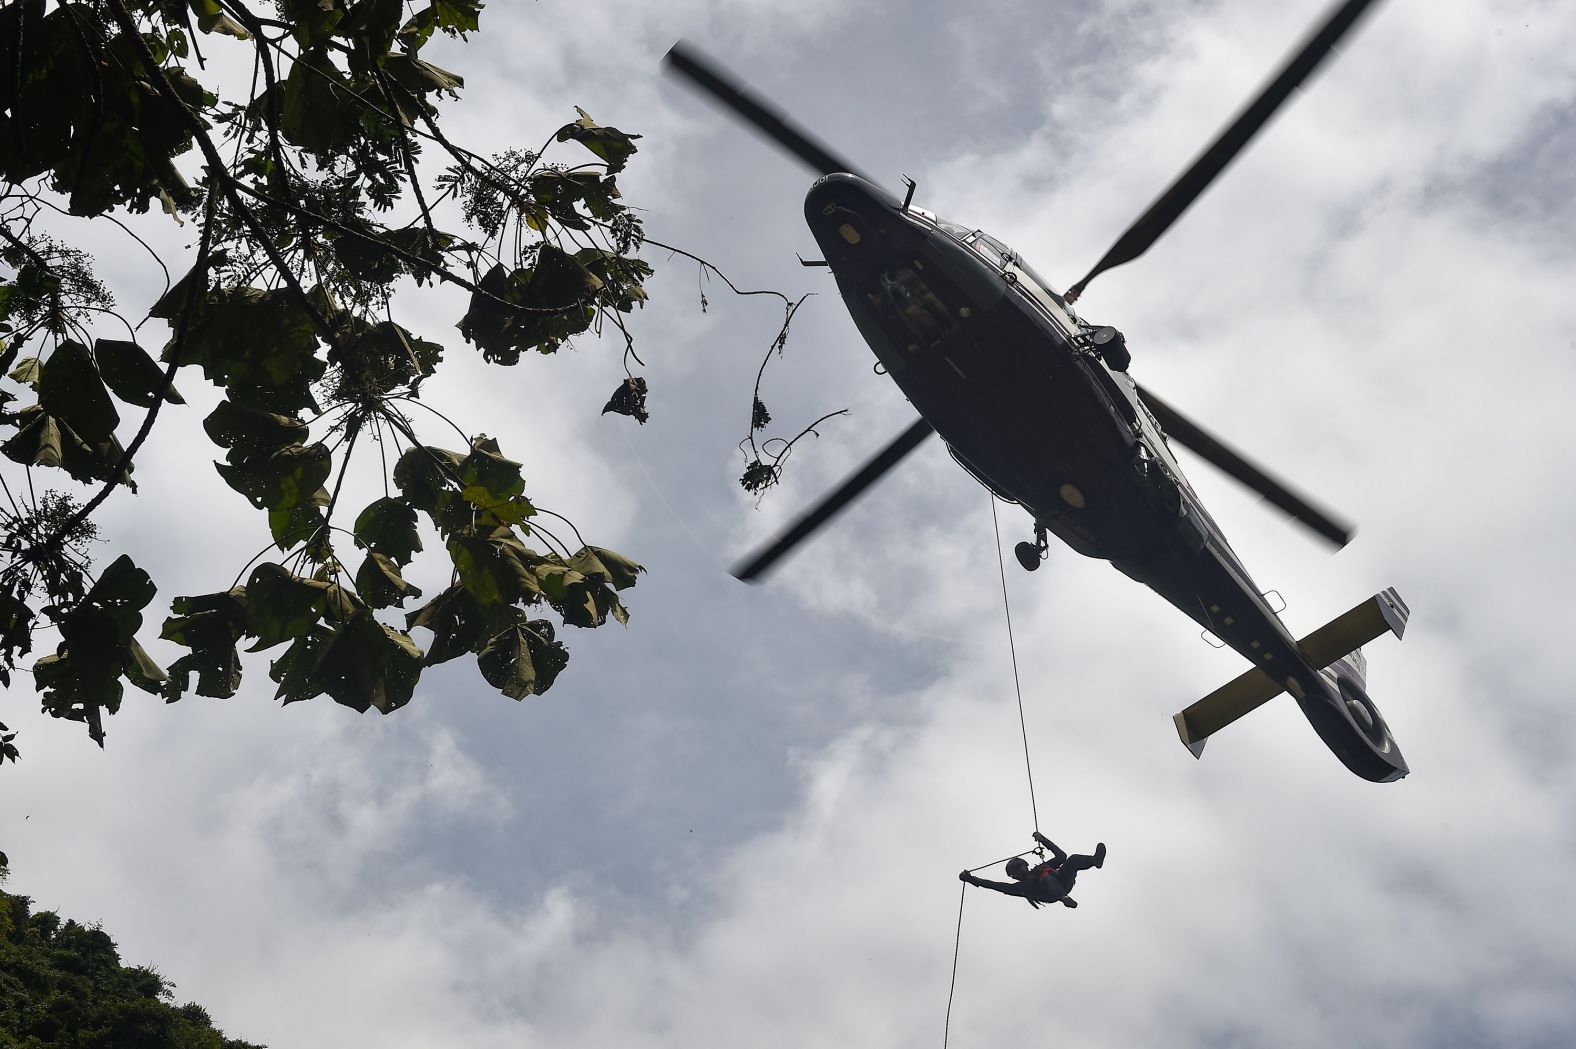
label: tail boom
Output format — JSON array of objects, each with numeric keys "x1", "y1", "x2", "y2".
[{"x1": 1173, "y1": 588, "x2": 1411, "y2": 781}]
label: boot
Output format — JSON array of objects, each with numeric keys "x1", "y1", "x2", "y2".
[{"x1": 1094, "y1": 842, "x2": 1107, "y2": 868}]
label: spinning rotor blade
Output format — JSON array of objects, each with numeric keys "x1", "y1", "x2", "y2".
[
  {"x1": 1137, "y1": 385, "x2": 1353, "y2": 547},
  {"x1": 1065, "y1": 0, "x2": 1384, "y2": 302},
  {"x1": 664, "y1": 41, "x2": 872, "y2": 182},
  {"x1": 733, "y1": 418, "x2": 935, "y2": 582}
]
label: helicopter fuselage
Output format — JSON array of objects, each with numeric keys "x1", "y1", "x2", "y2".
[{"x1": 805, "y1": 173, "x2": 1407, "y2": 782}]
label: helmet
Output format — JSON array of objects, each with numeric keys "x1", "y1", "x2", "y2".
[{"x1": 1004, "y1": 857, "x2": 1030, "y2": 878}]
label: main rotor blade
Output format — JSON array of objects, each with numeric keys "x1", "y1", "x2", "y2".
[
  {"x1": 664, "y1": 40, "x2": 871, "y2": 182},
  {"x1": 733, "y1": 418, "x2": 935, "y2": 582},
  {"x1": 1137, "y1": 385, "x2": 1353, "y2": 547},
  {"x1": 1065, "y1": 0, "x2": 1384, "y2": 301}
]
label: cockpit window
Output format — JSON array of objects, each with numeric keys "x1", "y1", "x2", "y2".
[
  {"x1": 1012, "y1": 255, "x2": 1076, "y2": 313},
  {"x1": 968, "y1": 233, "x2": 1008, "y2": 267},
  {"x1": 976, "y1": 232, "x2": 1013, "y2": 258},
  {"x1": 911, "y1": 207, "x2": 973, "y2": 241}
]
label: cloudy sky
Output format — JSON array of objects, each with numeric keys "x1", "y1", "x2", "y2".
[{"x1": 5, "y1": 0, "x2": 1576, "y2": 1045}]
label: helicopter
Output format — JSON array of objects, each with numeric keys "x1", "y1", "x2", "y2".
[{"x1": 664, "y1": 0, "x2": 1413, "y2": 783}]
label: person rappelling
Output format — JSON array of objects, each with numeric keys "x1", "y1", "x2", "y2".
[{"x1": 959, "y1": 832, "x2": 1106, "y2": 909}]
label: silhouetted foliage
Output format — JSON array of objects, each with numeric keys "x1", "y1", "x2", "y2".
[
  {"x1": 0, "y1": 874, "x2": 265, "y2": 1048},
  {"x1": 0, "y1": 1, "x2": 815, "y2": 760}
]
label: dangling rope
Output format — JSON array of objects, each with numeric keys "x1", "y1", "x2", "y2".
[
  {"x1": 945, "y1": 499, "x2": 1046, "y2": 1047},
  {"x1": 942, "y1": 847, "x2": 1039, "y2": 1048},
  {"x1": 989, "y1": 497, "x2": 1040, "y2": 835},
  {"x1": 942, "y1": 884, "x2": 965, "y2": 1049}
]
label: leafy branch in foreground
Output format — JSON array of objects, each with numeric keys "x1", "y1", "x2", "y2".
[{"x1": 0, "y1": 0, "x2": 822, "y2": 761}]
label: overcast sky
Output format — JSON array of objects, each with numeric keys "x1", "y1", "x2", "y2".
[{"x1": 5, "y1": 0, "x2": 1576, "y2": 1045}]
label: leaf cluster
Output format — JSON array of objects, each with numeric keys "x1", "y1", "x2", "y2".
[
  {"x1": 0, "y1": 1, "x2": 660, "y2": 757},
  {"x1": 0, "y1": 0, "x2": 823, "y2": 763}
]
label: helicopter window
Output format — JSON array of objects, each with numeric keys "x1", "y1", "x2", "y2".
[
  {"x1": 1012, "y1": 256, "x2": 1077, "y2": 313},
  {"x1": 968, "y1": 233, "x2": 1008, "y2": 267},
  {"x1": 936, "y1": 218, "x2": 972, "y2": 239},
  {"x1": 977, "y1": 232, "x2": 1014, "y2": 257}
]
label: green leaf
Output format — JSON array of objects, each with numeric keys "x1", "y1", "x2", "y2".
[
  {"x1": 340, "y1": 0, "x2": 403, "y2": 69},
  {"x1": 267, "y1": 626, "x2": 334, "y2": 705},
  {"x1": 149, "y1": 250, "x2": 228, "y2": 321},
  {"x1": 186, "y1": 0, "x2": 250, "y2": 37},
  {"x1": 245, "y1": 562, "x2": 333, "y2": 651},
  {"x1": 398, "y1": 0, "x2": 482, "y2": 49},
  {"x1": 458, "y1": 434, "x2": 524, "y2": 499},
  {"x1": 447, "y1": 527, "x2": 544, "y2": 607},
  {"x1": 332, "y1": 221, "x2": 406, "y2": 285},
  {"x1": 124, "y1": 638, "x2": 168, "y2": 695},
  {"x1": 279, "y1": 0, "x2": 345, "y2": 48},
  {"x1": 334, "y1": 320, "x2": 442, "y2": 395},
  {"x1": 1, "y1": 407, "x2": 133, "y2": 488},
  {"x1": 81, "y1": 554, "x2": 157, "y2": 637},
  {"x1": 353, "y1": 496, "x2": 422, "y2": 564},
  {"x1": 204, "y1": 400, "x2": 309, "y2": 462},
  {"x1": 537, "y1": 553, "x2": 633, "y2": 628},
  {"x1": 535, "y1": 561, "x2": 600, "y2": 627},
  {"x1": 29, "y1": 555, "x2": 156, "y2": 745},
  {"x1": 281, "y1": 48, "x2": 356, "y2": 155},
  {"x1": 312, "y1": 612, "x2": 422, "y2": 713},
  {"x1": 8, "y1": 356, "x2": 40, "y2": 388},
  {"x1": 554, "y1": 108, "x2": 641, "y2": 174},
  {"x1": 457, "y1": 253, "x2": 600, "y2": 364},
  {"x1": 406, "y1": 583, "x2": 487, "y2": 666},
  {"x1": 93, "y1": 339, "x2": 184, "y2": 407},
  {"x1": 477, "y1": 612, "x2": 568, "y2": 699},
  {"x1": 573, "y1": 546, "x2": 644, "y2": 590},
  {"x1": 392, "y1": 444, "x2": 464, "y2": 512},
  {"x1": 355, "y1": 551, "x2": 422, "y2": 609},
  {"x1": 160, "y1": 588, "x2": 248, "y2": 701},
  {"x1": 166, "y1": 645, "x2": 242, "y2": 702},
  {"x1": 34, "y1": 651, "x2": 122, "y2": 746},
  {"x1": 384, "y1": 53, "x2": 464, "y2": 97},
  {"x1": 461, "y1": 485, "x2": 535, "y2": 525},
  {"x1": 1, "y1": 408, "x2": 63, "y2": 468},
  {"x1": 267, "y1": 501, "x2": 328, "y2": 552},
  {"x1": 445, "y1": 530, "x2": 506, "y2": 606},
  {"x1": 456, "y1": 435, "x2": 535, "y2": 523},
  {"x1": 176, "y1": 287, "x2": 324, "y2": 414},
  {"x1": 0, "y1": 584, "x2": 37, "y2": 684},
  {"x1": 381, "y1": 227, "x2": 453, "y2": 285},
  {"x1": 39, "y1": 339, "x2": 118, "y2": 443},
  {"x1": 215, "y1": 441, "x2": 332, "y2": 512}
]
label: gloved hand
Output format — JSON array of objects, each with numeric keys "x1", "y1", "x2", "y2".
[{"x1": 958, "y1": 870, "x2": 973, "y2": 883}]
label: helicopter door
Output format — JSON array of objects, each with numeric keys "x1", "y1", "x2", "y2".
[{"x1": 877, "y1": 264, "x2": 957, "y2": 345}]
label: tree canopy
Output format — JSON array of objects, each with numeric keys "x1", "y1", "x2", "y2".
[
  {"x1": 0, "y1": 1, "x2": 814, "y2": 761},
  {"x1": 0, "y1": 862, "x2": 265, "y2": 1048}
]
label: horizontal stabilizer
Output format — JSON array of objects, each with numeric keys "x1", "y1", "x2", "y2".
[{"x1": 1173, "y1": 588, "x2": 1410, "y2": 756}]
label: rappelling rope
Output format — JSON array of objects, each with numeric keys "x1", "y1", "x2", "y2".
[
  {"x1": 943, "y1": 846, "x2": 1040, "y2": 1048},
  {"x1": 943, "y1": 884, "x2": 965, "y2": 1049},
  {"x1": 946, "y1": 500, "x2": 1045, "y2": 1047},
  {"x1": 989, "y1": 497, "x2": 1040, "y2": 835}
]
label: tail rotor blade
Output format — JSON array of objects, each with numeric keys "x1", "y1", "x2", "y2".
[
  {"x1": 1137, "y1": 385, "x2": 1353, "y2": 547},
  {"x1": 664, "y1": 40, "x2": 871, "y2": 182},
  {"x1": 733, "y1": 418, "x2": 934, "y2": 581},
  {"x1": 1066, "y1": 0, "x2": 1385, "y2": 301}
]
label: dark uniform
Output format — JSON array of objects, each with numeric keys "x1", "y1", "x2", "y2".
[{"x1": 960, "y1": 834, "x2": 1105, "y2": 909}]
